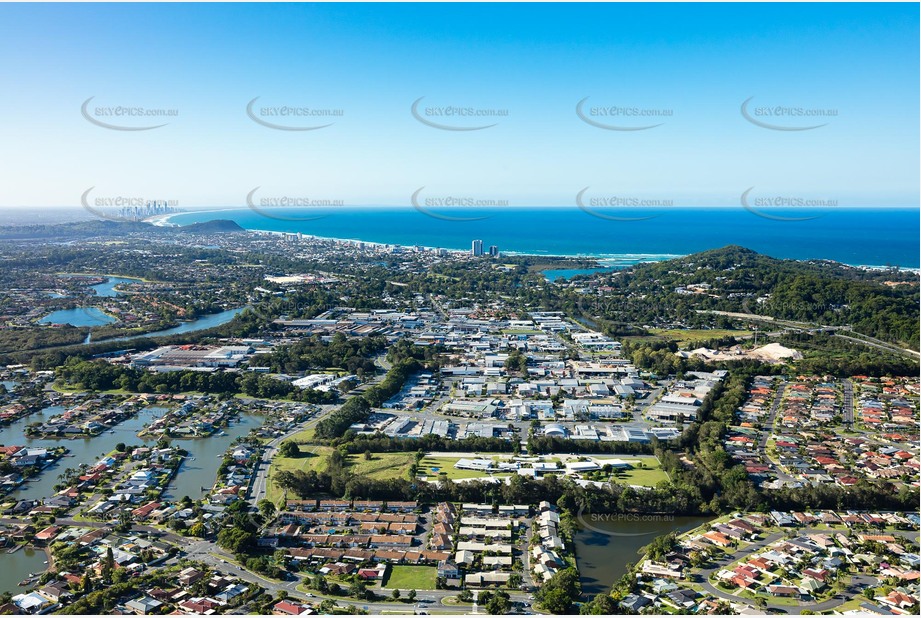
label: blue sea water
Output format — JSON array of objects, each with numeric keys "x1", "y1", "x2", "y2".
[{"x1": 166, "y1": 207, "x2": 920, "y2": 268}]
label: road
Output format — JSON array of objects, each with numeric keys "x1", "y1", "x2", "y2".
[
  {"x1": 179, "y1": 539, "x2": 531, "y2": 613},
  {"x1": 427, "y1": 294, "x2": 449, "y2": 322},
  {"x1": 246, "y1": 405, "x2": 334, "y2": 506},
  {"x1": 842, "y1": 378, "x2": 855, "y2": 428},
  {"x1": 757, "y1": 381, "x2": 798, "y2": 484},
  {"x1": 696, "y1": 310, "x2": 920, "y2": 359},
  {"x1": 693, "y1": 526, "x2": 919, "y2": 612},
  {"x1": 833, "y1": 332, "x2": 921, "y2": 359}
]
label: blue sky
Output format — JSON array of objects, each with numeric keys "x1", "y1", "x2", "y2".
[{"x1": 0, "y1": 2, "x2": 917, "y2": 208}]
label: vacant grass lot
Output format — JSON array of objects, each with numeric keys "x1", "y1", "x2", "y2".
[
  {"x1": 583, "y1": 455, "x2": 670, "y2": 486},
  {"x1": 613, "y1": 465, "x2": 670, "y2": 486},
  {"x1": 265, "y1": 444, "x2": 332, "y2": 504},
  {"x1": 382, "y1": 565, "x2": 438, "y2": 590},
  {"x1": 346, "y1": 452, "x2": 415, "y2": 480},
  {"x1": 267, "y1": 447, "x2": 417, "y2": 503},
  {"x1": 647, "y1": 328, "x2": 749, "y2": 345}
]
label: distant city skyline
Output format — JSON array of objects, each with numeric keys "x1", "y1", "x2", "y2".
[{"x1": 0, "y1": 3, "x2": 917, "y2": 208}]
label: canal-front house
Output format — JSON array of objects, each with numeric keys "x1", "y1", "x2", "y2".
[
  {"x1": 37, "y1": 582, "x2": 71, "y2": 604},
  {"x1": 33, "y1": 525, "x2": 61, "y2": 544}
]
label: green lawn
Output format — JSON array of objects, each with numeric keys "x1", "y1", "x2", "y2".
[
  {"x1": 346, "y1": 452, "x2": 415, "y2": 480},
  {"x1": 593, "y1": 455, "x2": 669, "y2": 486},
  {"x1": 615, "y1": 465, "x2": 669, "y2": 487},
  {"x1": 382, "y1": 565, "x2": 437, "y2": 590},
  {"x1": 418, "y1": 454, "x2": 515, "y2": 480},
  {"x1": 267, "y1": 447, "x2": 414, "y2": 503},
  {"x1": 265, "y1": 444, "x2": 333, "y2": 504},
  {"x1": 287, "y1": 426, "x2": 317, "y2": 443}
]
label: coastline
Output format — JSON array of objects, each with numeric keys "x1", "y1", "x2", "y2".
[
  {"x1": 155, "y1": 208, "x2": 921, "y2": 272},
  {"x1": 153, "y1": 209, "x2": 694, "y2": 266}
]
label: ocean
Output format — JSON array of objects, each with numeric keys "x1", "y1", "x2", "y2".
[{"x1": 165, "y1": 207, "x2": 920, "y2": 269}]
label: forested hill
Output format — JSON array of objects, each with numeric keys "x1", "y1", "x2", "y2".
[
  {"x1": 174, "y1": 219, "x2": 245, "y2": 234},
  {"x1": 581, "y1": 245, "x2": 919, "y2": 350}
]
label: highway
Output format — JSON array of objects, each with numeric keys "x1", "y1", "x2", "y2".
[{"x1": 696, "y1": 310, "x2": 920, "y2": 359}]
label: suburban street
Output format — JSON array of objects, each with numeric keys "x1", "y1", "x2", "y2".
[
  {"x1": 842, "y1": 379, "x2": 855, "y2": 428},
  {"x1": 759, "y1": 381, "x2": 797, "y2": 484},
  {"x1": 693, "y1": 527, "x2": 920, "y2": 613},
  {"x1": 246, "y1": 404, "x2": 336, "y2": 506}
]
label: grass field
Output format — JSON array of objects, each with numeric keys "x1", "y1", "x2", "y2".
[
  {"x1": 287, "y1": 426, "x2": 317, "y2": 443},
  {"x1": 417, "y1": 453, "x2": 668, "y2": 486},
  {"x1": 265, "y1": 444, "x2": 332, "y2": 504},
  {"x1": 382, "y1": 565, "x2": 437, "y2": 590},
  {"x1": 266, "y1": 447, "x2": 415, "y2": 503},
  {"x1": 346, "y1": 452, "x2": 415, "y2": 480},
  {"x1": 613, "y1": 465, "x2": 669, "y2": 486},
  {"x1": 418, "y1": 454, "x2": 515, "y2": 480},
  {"x1": 647, "y1": 328, "x2": 749, "y2": 345},
  {"x1": 591, "y1": 455, "x2": 669, "y2": 486}
]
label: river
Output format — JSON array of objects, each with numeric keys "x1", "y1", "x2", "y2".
[
  {"x1": 0, "y1": 547, "x2": 48, "y2": 597},
  {"x1": 0, "y1": 405, "x2": 169, "y2": 502},
  {"x1": 111, "y1": 307, "x2": 244, "y2": 341},
  {"x1": 161, "y1": 411, "x2": 261, "y2": 501},
  {"x1": 573, "y1": 514, "x2": 712, "y2": 597},
  {"x1": 0, "y1": 406, "x2": 262, "y2": 503},
  {"x1": 39, "y1": 307, "x2": 115, "y2": 327},
  {"x1": 90, "y1": 277, "x2": 141, "y2": 297},
  {"x1": 0, "y1": 404, "x2": 264, "y2": 594},
  {"x1": 57, "y1": 275, "x2": 245, "y2": 344}
]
